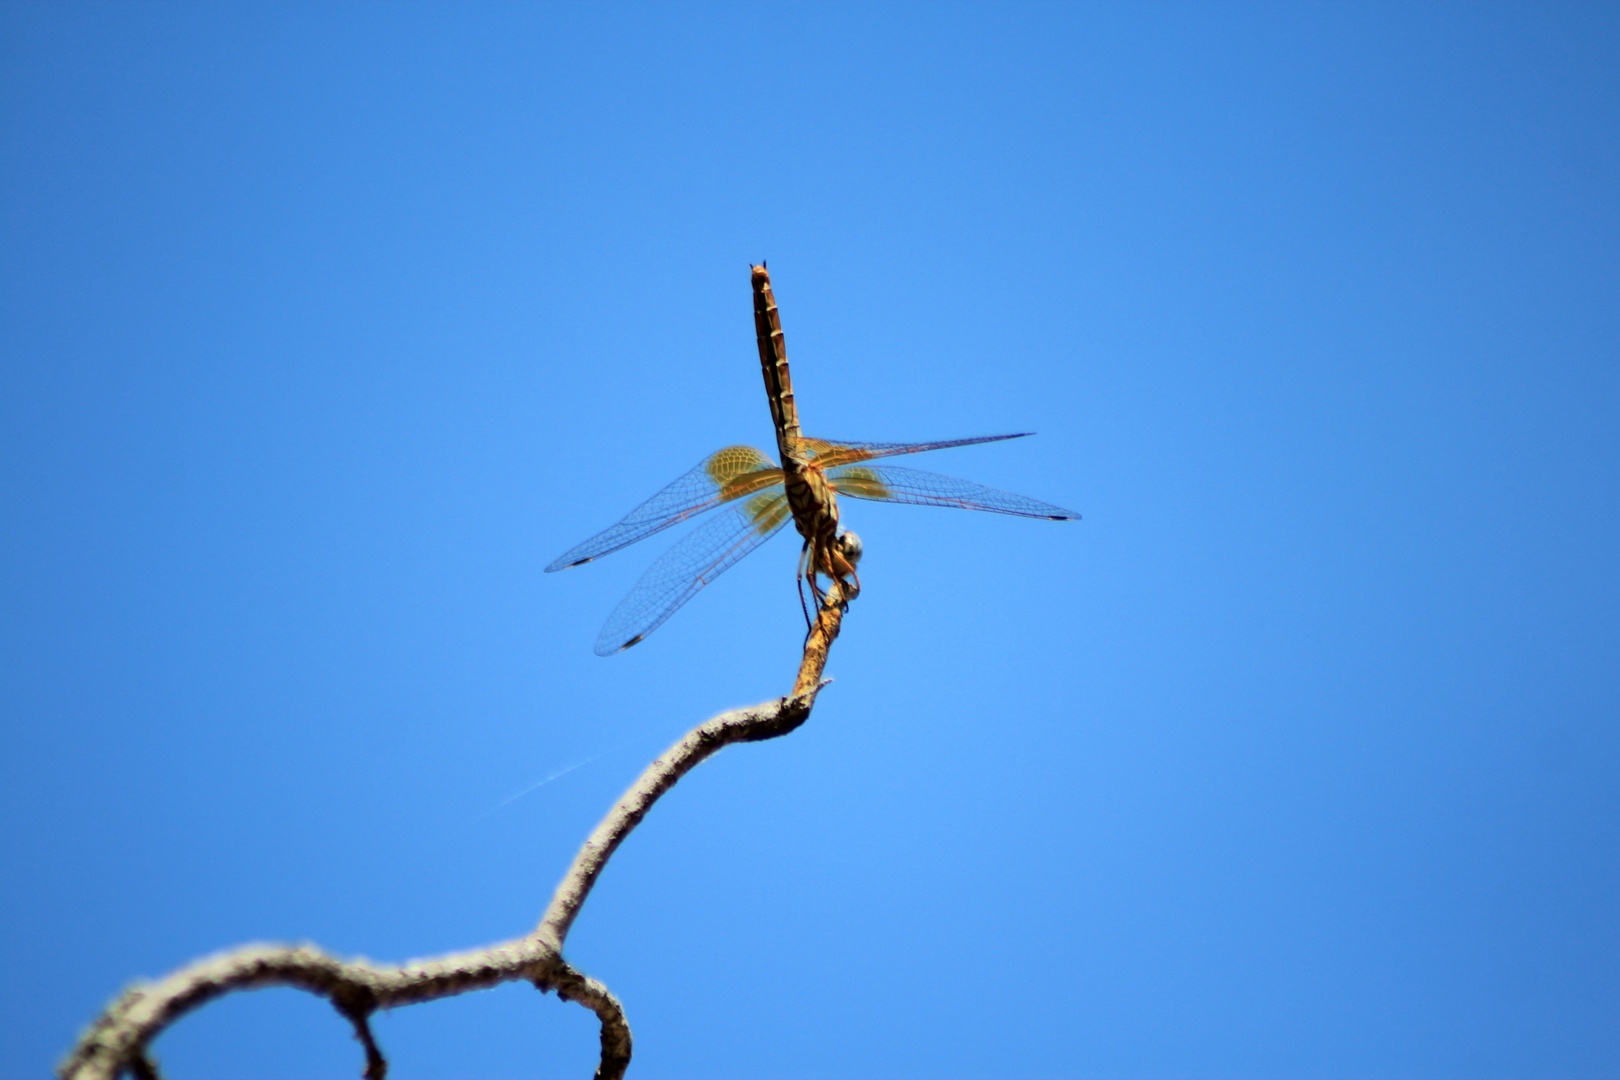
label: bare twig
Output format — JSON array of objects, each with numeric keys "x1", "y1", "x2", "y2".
[
  {"x1": 557, "y1": 582, "x2": 846, "y2": 927},
  {"x1": 336, "y1": 995, "x2": 388, "y2": 1080},
  {"x1": 543, "y1": 960, "x2": 633, "y2": 1080},
  {"x1": 59, "y1": 587, "x2": 848, "y2": 1080},
  {"x1": 538, "y1": 589, "x2": 841, "y2": 947},
  {"x1": 58, "y1": 939, "x2": 558, "y2": 1080}
]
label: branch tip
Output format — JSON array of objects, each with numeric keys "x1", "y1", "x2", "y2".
[{"x1": 345, "y1": 1009, "x2": 387, "y2": 1080}]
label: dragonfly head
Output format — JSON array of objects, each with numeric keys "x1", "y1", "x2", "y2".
[{"x1": 835, "y1": 529, "x2": 863, "y2": 568}]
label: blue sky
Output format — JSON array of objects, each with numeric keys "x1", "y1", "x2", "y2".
[{"x1": 2, "y1": 3, "x2": 1616, "y2": 1077}]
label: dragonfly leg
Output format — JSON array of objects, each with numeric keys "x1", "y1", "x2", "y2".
[
  {"x1": 822, "y1": 540, "x2": 860, "y2": 605},
  {"x1": 806, "y1": 540, "x2": 824, "y2": 602},
  {"x1": 844, "y1": 565, "x2": 862, "y2": 603},
  {"x1": 801, "y1": 540, "x2": 841, "y2": 647},
  {"x1": 795, "y1": 541, "x2": 815, "y2": 631}
]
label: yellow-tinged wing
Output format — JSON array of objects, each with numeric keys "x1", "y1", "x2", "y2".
[
  {"x1": 593, "y1": 491, "x2": 793, "y2": 655},
  {"x1": 797, "y1": 433, "x2": 1035, "y2": 470},
  {"x1": 546, "y1": 446, "x2": 783, "y2": 571},
  {"x1": 827, "y1": 463, "x2": 1078, "y2": 520}
]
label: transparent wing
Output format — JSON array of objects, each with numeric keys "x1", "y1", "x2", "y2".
[
  {"x1": 594, "y1": 491, "x2": 793, "y2": 655},
  {"x1": 826, "y1": 463, "x2": 1079, "y2": 520},
  {"x1": 800, "y1": 433, "x2": 1033, "y2": 469},
  {"x1": 546, "y1": 446, "x2": 782, "y2": 572}
]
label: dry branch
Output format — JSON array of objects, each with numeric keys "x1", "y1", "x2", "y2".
[{"x1": 59, "y1": 589, "x2": 847, "y2": 1080}]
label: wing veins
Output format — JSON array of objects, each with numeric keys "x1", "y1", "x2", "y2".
[
  {"x1": 546, "y1": 449, "x2": 781, "y2": 572},
  {"x1": 828, "y1": 463, "x2": 1079, "y2": 520},
  {"x1": 594, "y1": 497, "x2": 792, "y2": 655}
]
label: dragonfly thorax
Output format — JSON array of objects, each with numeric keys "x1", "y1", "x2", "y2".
[{"x1": 786, "y1": 464, "x2": 840, "y2": 546}]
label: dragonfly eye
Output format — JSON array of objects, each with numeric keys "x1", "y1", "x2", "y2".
[{"x1": 836, "y1": 529, "x2": 863, "y2": 567}]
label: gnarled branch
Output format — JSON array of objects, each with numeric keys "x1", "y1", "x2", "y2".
[{"x1": 59, "y1": 589, "x2": 847, "y2": 1080}]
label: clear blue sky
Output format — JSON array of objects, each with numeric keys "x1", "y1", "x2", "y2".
[{"x1": 3, "y1": 3, "x2": 1616, "y2": 1077}]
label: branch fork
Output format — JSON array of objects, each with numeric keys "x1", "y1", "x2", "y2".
[{"x1": 60, "y1": 589, "x2": 847, "y2": 1080}]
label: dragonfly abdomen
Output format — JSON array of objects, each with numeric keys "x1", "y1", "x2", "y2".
[{"x1": 751, "y1": 264, "x2": 801, "y2": 461}]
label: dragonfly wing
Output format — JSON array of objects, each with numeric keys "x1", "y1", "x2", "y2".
[
  {"x1": 546, "y1": 446, "x2": 782, "y2": 572},
  {"x1": 594, "y1": 491, "x2": 793, "y2": 655},
  {"x1": 827, "y1": 463, "x2": 1079, "y2": 520},
  {"x1": 802, "y1": 433, "x2": 1034, "y2": 468}
]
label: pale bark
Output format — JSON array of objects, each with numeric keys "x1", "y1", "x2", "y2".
[{"x1": 59, "y1": 591, "x2": 847, "y2": 1080}]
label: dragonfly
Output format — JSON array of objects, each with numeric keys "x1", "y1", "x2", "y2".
[{"x1": 547, "y1": 265, "x2": 1079, "y2": 656}]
